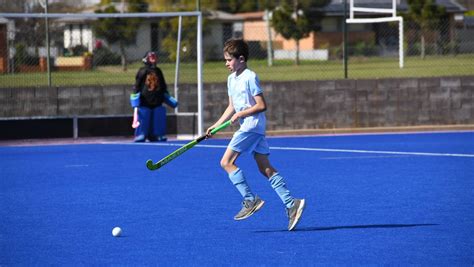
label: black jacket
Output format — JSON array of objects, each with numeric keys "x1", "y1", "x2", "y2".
[{"x1": 133, "y1": 65, "x2": 169, "y2": 108}]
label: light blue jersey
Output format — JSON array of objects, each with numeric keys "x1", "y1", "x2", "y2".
[{"x1": 227, "y1": 68, "x2": 266, "y2": 135}]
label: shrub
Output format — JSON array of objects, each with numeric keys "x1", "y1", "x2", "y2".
[{"x1": 92, "y1": 46, "x2": 121, "y2": 66}]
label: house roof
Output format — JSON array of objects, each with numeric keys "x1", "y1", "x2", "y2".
[
  {"x1": 202, "y1": 10, "x2": 243, "y2": 22},
  {"x1": 237, "y1": 11, "x2": 265, "y2": 21},
  {"x1": 55, "y1": 9, "x2": 242, "y2": 24}
]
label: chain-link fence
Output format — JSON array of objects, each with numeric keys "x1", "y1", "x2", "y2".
[
  {"x1": 0, "y1": 13, "x2": 473, "y2": 89},
  {"x1": 0, "y1": 14, "x2": 203, "y2": 88},
  {"x1": 242, "y1": 17, "x2": 474, "y2": 81}
]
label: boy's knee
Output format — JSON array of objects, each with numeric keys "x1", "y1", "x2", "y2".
[
  {"x1": 220, "y1": 158, "x2": 235, "y2": 172},
  {"x1": 220, "y1": 158, "x2": 229, "y2": 169}
]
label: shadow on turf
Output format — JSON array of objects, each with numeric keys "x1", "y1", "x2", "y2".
[{"x1": 254, "y1": 223, "x2": 439, "y2": 233}]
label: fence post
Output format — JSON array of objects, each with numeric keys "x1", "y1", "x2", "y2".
[
  {"x1": 73, "y1": 116, "x2": 78, "y2": 139},
  {"x1": 343, "y1": 0, "x2": 348, "y2": 79}
]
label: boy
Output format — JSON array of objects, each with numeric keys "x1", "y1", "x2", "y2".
[{"x1": 206, "y1": 39, "x2": 305, "y2": 231}]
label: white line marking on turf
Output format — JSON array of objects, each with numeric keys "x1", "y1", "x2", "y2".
[
  {"x1": 106, "y1": 142, "x2": 474, "y2": 158},
  {"x1": 269, "y1": 146, "x2": 474, "y2": 158},
  {"x1": 320, "y1": 155, "x2": 409, "y2": 160},
  {"x1": 64, "y1": 164, "x2": 89, "y2": 168}
]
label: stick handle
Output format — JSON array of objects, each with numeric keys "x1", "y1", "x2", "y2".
[
  {"x1": 210, "y1": 120, "x2": 232, "y2": 135},
  {"x1": 146, "y1": 120, "x2": 232, "y2": 171},
  {"x1": 196, "y1": 120, "x2": 232, "y2": 142}
]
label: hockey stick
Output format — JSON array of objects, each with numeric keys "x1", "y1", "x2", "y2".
[{"x1": 146, "y1": 120, "x2": 232, "y2": 171}]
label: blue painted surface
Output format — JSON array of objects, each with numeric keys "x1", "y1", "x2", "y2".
[{"x1": 1, "y1": 132, "x2": 473, "y2": 265}]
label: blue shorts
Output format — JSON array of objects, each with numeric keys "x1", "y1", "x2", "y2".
[{"x1": 228, "y1": 131, "x2": 270, "y2": 155}]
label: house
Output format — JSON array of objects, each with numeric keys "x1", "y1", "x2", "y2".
[
  {"x1": 201, "y1": 10, "x2": 244, "y2": 60},
  {"x1": 236, "y1": 0, "x2": 467, "y2": 59},
  {"x1": 57, "y1": 8, "x2": 243, "y2": 62}
]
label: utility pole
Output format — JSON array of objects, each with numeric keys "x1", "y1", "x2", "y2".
[{"x1": 343, "y1": 0, "x2": 348, "y2": 79}]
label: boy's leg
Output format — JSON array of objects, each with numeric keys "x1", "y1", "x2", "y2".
[
  {"x1": 150, "y1": 105, "x2": 167, "y2": 141},
  {"x1": 222, "y1": 147, "x2": 264, "y2": 220},
  {"x1": 255, "y1": 153, "x2": 305, "y2": 231},
  {"x1": 135, "y1": 107, "x2": 151, "y2": 142},
  {"x1": 254, "y1": 153, "x2": 294, "y2": 208}
]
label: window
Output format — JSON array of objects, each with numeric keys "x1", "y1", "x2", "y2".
[{"x1": 321, "y1": 18, "x2": 338, "y2": 32}]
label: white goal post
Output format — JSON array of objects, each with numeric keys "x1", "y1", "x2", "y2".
[
  {"x1": 0, "y1": 11, "x2": 205, "y2": 136},
  {"x1": 346, "y1": 0, "x2": 404, "y2": 68}
]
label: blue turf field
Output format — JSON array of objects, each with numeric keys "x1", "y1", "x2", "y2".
[{"x1": 1, "y1": 132, "x2": 473, "y2": 265}]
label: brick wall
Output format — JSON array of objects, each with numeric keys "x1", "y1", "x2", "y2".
[
  {"x1": 200, "y1": 76, "x2": 474, "y2": 131},
  {"x1": 0, "y1": 76, "x2": 473, "y2": 138}
]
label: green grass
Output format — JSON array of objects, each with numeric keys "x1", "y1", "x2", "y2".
[{"x1": 1, "y1": 54, "x2": 473, "y2": 88}]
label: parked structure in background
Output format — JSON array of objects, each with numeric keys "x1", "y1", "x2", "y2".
[
  {"x1": 57, "y1": 6, "x2": 243, "y2": 61},
  {"x1": 237, "y1": 0, "x2": 467, "y2": 61},
  {"x1": 0, "y1": 0, "x2": 472, "y2": 79}
]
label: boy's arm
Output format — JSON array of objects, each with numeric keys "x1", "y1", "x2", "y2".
[
  {"x1": 231, "y1": 93, "x2": 267, "y2": 122},
  {"x1": 206, "y1": 96, "x2": 235, "y2": 135}
]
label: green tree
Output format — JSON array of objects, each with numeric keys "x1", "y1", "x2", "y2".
[
  {"x1": 216, "y1": 0, "x2": 271, "y2": 13},
  {"x1": 271, "y1": 0, "x2": 330, "y2": 65},
  {"x1": 406, "y1": 0, "x2": 446, "y2": 59},
  {"x1": 93, "y1": 0, "x2": 148, "y2": 71},
  {"x1": 147, "y1": 0, "x2": 218, "y2": 61},
  {"x1": 147, "y1": 0, "x2": 216, "y2": 12}
]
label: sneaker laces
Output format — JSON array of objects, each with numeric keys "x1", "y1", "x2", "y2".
[
  {"x1": 286, "y1": 205, "x2": 295, "y2": 218},
  {"x1": 242, "y1": 200, "x2": 251, "y2": 208}
]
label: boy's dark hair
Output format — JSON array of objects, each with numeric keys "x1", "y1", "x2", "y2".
[{"x1": 223, "y1": 38, "x2": 249, "y2": 62}]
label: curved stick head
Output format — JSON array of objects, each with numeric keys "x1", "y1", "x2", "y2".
[{"x1": 146, "y1": 159, "x2": 159, "y2": 170}]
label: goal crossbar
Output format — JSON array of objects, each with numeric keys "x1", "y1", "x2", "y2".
[{"x1": 0, "y1": 11, "x2": 201, "y2": 19}]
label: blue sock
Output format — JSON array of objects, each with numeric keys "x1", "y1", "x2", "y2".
[
  {"x1": 269, "y1": 173, "x2": 294, "y2": 208},
  {"x1": 228, "y1": 168, "x2": 255, "y2": 201}
]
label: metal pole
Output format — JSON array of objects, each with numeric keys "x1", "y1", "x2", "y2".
[
  {"x1": 343, "y1": 0, "x2": 348, "y2": 79},
  {"x1": 196, "y1": 0, "x2": 203, "y2": 136},
  {"x1": 45, "y1": 0, "x2": 51, "y2": 86},
  {"x1": 265, "y1": 9, "x2": 273, "y2": 67},
  {"x1": 399, "y1": 17, "x2": 404, "y2": 68},
  {"x1": 174, "y1": 16, "x2": 182, "y2": 113},
  {"x1": 73, "y1": 116, "x2": 78, "y2": 139},
  {"x1": 197, "y1": 12, "x2": 203, "y2": 136}
]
